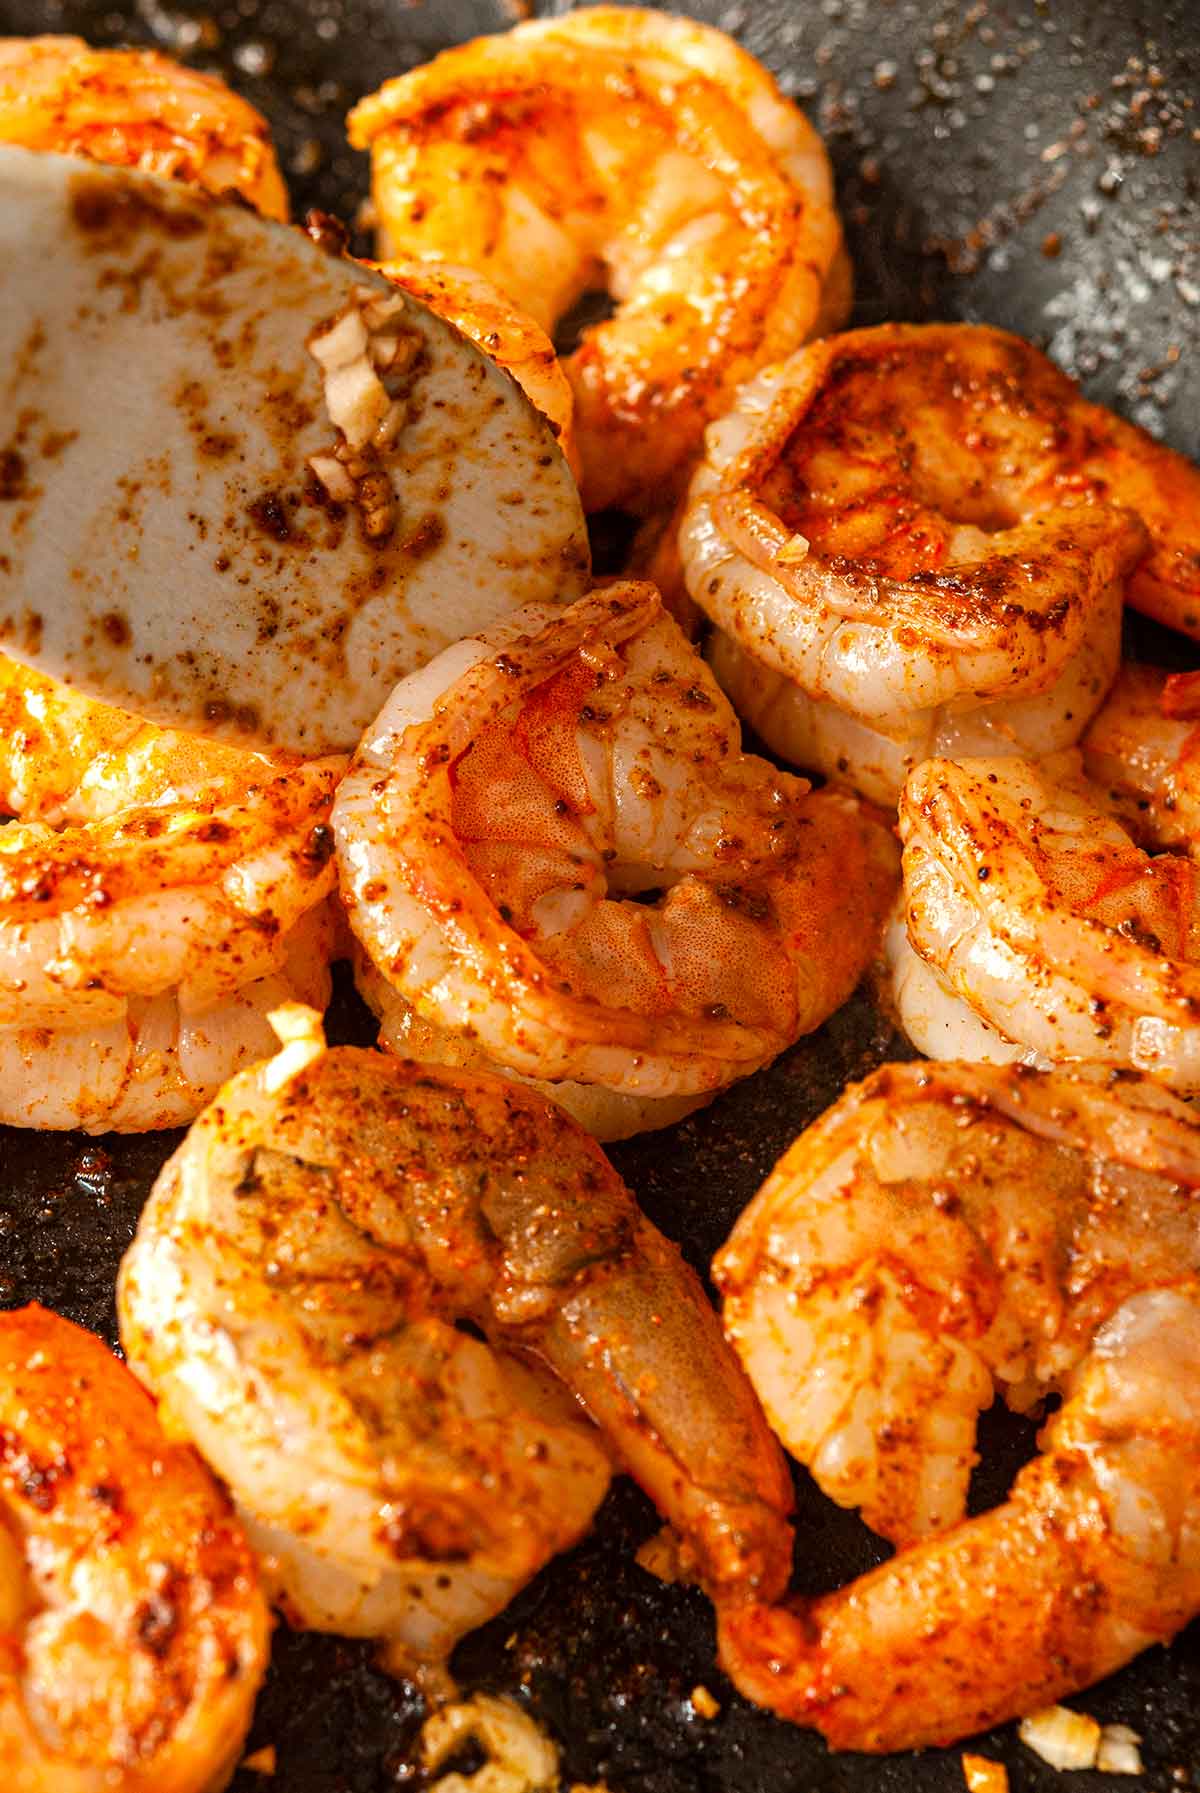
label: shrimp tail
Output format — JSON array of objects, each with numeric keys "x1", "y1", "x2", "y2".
[
  {"x1": 457, "y1": 1094, "x2": 795, "y2": 1601},
  {"x1": 718, "y1": 1286, "x2": 1200, "y2": 1752},
  {"x1": 533, "y1": 1219, "x2": 796, "y2": 1604},
  {"x1": 719, "y1": 1496, "x2": 1112, "y2": 1751}
]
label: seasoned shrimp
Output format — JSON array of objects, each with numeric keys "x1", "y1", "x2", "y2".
[
  {"x1": 0, "y1": 35, "x2": 287, "y2": 218},
  {"x1": 681, "y1": 325, "x2": 1153, "y2": 801},
  {"x1": 0, "y1": 660, "x2": 341, "y2": 1130},
  {"x1": 352, "y1": 947, "x2": 706, "y2": 1143},
  {"x1": 0, "y1": 1303, "x2": 269, "y2": 1791},
  {"x1": 376, "y1": 259, "x2": 580, "y2": 480},
  {"x1": 1081, "y1": 661, "x2": 1200, "y2": 851},
  {"x1": 707, "y1": 618, "x2": 1124, "y2": 808},
  {"x1": 715, "y1": 1060, "x2": 1200, "y2": 1751},
  {"x1": 348, "y1": 8, "x2": 843, "y2": 512},
  {"x1": 333, "y1": 583, "x2": 897, "y2": 1127},
  {"x1": 885, "y1": 752, "x2": 1200, "y2": 1086},
  {"x1": 118, "y1": 1012, "x2": 794, "y2": 1672}
]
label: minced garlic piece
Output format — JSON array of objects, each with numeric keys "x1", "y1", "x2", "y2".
[
  {"x1": 634, "y1": 1524, "x2": 698, "y2": 1587},
  {"x1": 306, "y1": 285, "x2": 421, "y2": 540},
  {"x1": 242, "y1": 1745, "x2": 277, "y2": 1775},
  {"x1": 961, "y1": 1753, "x2": 1008, "y2": 1793},
  {"x1": 421, "y1": 1694, "x2": 560, "y2": 1793},
  {"x1": 308, "y1": 303, "x2": 393, "y2": 451},
  {"x1": 263, "y1": 1003, "x2": 326, "y2": 1092},
  {"x1": 1019, "y1": 1705, "x2": 1102, "y2": 1770},
  {"x1": 1096, "y1": 1724, "x2": 1144, "y2": 1776},
  {"x1": 689, "y1": 1686, "x2": 720, "y2": 1721},
  {"x1": 775, "y1": 531, "x2": 810, "y2": 565}
]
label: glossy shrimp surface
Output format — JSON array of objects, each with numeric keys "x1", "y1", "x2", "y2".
[
  {"x1": 1081, "y1": 661, "x2": 1200, "y2": 852},
  {"x1": 682, "y1": 324, "x2": 1154, "y2": 800},
  {"x1": 333, "y1": 583, "x2": 897, "y2": 1128},
  {"x1": 0, "y1": 35, "x2": 288, "y2": 217},
  {"x1": 707, "y1": 616, "x2": 1124, "y2": 809},
  {"x1": 0, "y1": 1303, "x2": 269, "y2": 1792},
  {"x1": 118, "y1": 1014, "x2": 794, "y2": 1670},
  {"x1": 376, "y1": 258, "x2": 580, "y2": 480},
  {"x1": 351, "y1": 945, "x2": 707, "y2": 1143},
  {"x1": 715, "y1": 1061, "x2": 1200, "y2": 1751},
  {"x1": 348, "y1": 8, "x2": 842, "y2": 512},
  {"x1": 0, "y1": 660, "x2": 341, "y2": 1131},
  {"x1": 886, "y1": 752, "x2": 1200, "y2": 1086}
]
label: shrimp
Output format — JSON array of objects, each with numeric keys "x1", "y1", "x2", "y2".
[
  {"x1": 1080, "y1": 661, "x2": 1200, "y2": 852},
  {"x1": 375, "y1": 258, "x2": 581, "y2": 481},
  {"x1": 706, "y1": 618, "x2": 1124, "y2": 809},
  {"x1": 626, "y1": 500, "x2": 706, "y2": 639},
  {"x1": 348, "y1": 8, "x2": 844, "y2": 512},
  {"x1": 332, "y1": 583, "x2": 897, "y2": 1127},
  {"x1": 117, "y1": 1011, "x2": 794, "y2": 1673},
  {"x1": 681, "y1": 325, "x2": 1154, "y2": 801},
  {"x1": 714, "y1": 1060, "x2": 1200, "y2": 1751},
  {"x1": 352, "y1": 945, "x2": 707, "y2": 1143},
  {"x1": 884, "y1": 752, "x2": 1200, "y2": 1087},
  {"x1": 0, "y1": 659, "x2": 341, "y2": 1131},
  {"x1": 0, "y1": 1303, "x2": 269, "y2": 1791},
  {"x1": 0, "y1": 35, "x2": 288, "y2": 218}
]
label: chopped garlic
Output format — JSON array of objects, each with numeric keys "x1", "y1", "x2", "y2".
[
  {"x1": 421, "y1": 1694, "x2": 559, "y2": 1793},
  {"x1": 308, "y1": 305, "x2": 391, "y2": 450},
  {"x1": 775, "y1": 531, "x2": 810, "y2": 565},
  {"x1": 1019, "y1": 1705, "x2": 1102, "y2": 1770},
  {"x1": 961, "y1": 1754, "x2": 1008, "y2": 1793},
  {"x1": 306, "y1": 452, "x2": 356, "y2": 502},
  {"x1": 1096, "y1": 1724, "x2": 1144, "y2": 1776},
  {"x1": 263, "y1": 1003, "x2": 326, "y2": 1092},
  {"x1": 634, "y1": 1523, "x2": 698, "y2": 1586},
  {"x1": 689, "y1": 1686, "x2": 720, "y2": 1721},
  {"x1": 305, "y1": 288, "x2": 418, "y2": 536}
]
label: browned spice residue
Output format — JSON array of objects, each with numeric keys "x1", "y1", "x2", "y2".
[
  {"x1": 400, "y1": 512, "x2": 447, "y2": 559},
  {"x1": 69, "y1": 175, "x2": 206, "y2": 249},
  {"x1": 100, "y1": 611, "x2": 131, "y2": 647},
  {"x1": 246, "y1": 491, "x2": 293, "y2": 542},
  {"x1": 0, "y1": 450, "x2": 26, "y2": 500}
]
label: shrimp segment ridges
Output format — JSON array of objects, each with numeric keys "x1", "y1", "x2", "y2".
[
  {"x1": 889, "y1": 745, "x2": 1200, "y2": 1088},
  {"x1": 118, "y1": 1031, "x2": 794, "y2": 1676},
  {"x1": 0, "y1": 1303, "x2": 269, "y2": 1792},
  {"x1": 715, "y1": 1060, "x2": 1200, "y2": 1751},
  {"x1": 349, "y1": 7, "x2": 843, "y2": 512},
  {"x1": 0, "y1": 34, "x2": 288, "y2": 219},
  {"x1": 332, "y1": 581, "x2": 897, "y2": 1126},
  {"x1": 0, "y1": 658, "x2": 341, "y2": 1131},
  {"x1": 680, "y1": 322, "x2": 1200, "y2": 800}
]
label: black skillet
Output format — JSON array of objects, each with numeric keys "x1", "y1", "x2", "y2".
[{"x1": 1, "y1": 0, "x2": 1198, "y2": 1786}]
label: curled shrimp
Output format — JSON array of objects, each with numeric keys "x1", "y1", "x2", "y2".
[
  {"x1": 1081, "y1": 661, "x2": 1200, "y2": 852},
  {"x1": 351, "y1": 946, "x2": 707, "y2": 1143},
  {"x1": 0, "y1": 660, "x2": 341, "y2": 1131},
  {"x1": 706, "y1": 617, "x2": 1126, "y2": 809},
  {"x1": 885, "y1": 751, "x2": 1200, "y2": 1085},
  {"x1": 0, "y1": 1302, "x2": 269, "y2": 1791},
  {"x1": 681, "y1": 324, "x2": 1154, "y2": 802},
  {"x1": 714, "y1": 1060, "x2": 1200, "y2": 1751},
  {"x1": 118, "y1": 1011, "x2": 794, "y2": 1672},
  {"x1": 332, "y1": 583, "x2": 897, "y2": 1134},
  {"x1": 375, "y1": 258, "x2": 580, "y2": 481},
  {"x1": 0, "y1": 35, "x2": 288, "y2": 218},
  {"x1": 348, "y1": 7, "x2": 843, "y2": 513}
]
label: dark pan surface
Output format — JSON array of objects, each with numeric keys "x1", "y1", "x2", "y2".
[{"x1": 1, "y1": 0, "x2": 1199, "y2": 1786}]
